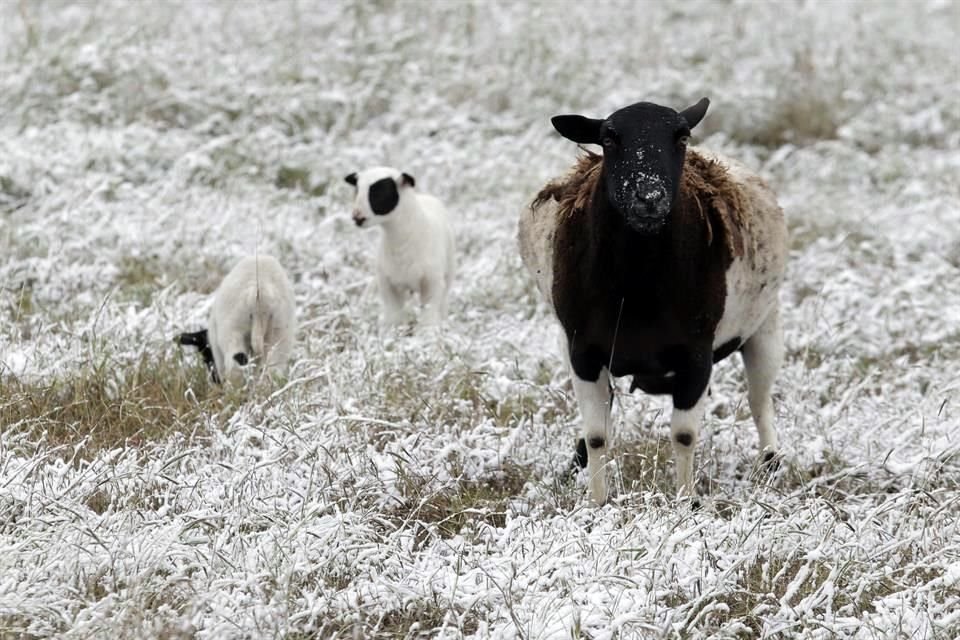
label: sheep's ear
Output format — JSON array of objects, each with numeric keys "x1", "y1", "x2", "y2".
[
  {"x1": 551, "y1": 115, "x2": 603, "y2": 145},
  {"x1": 401, "y1": 172, "x2": 415, "y2": 188},
  {"x1": 679, "y1": 98, "x2": 710, "y2": 130},
  {"x1": 344, "y1": 172, "x2": 358, "y2": 186}
]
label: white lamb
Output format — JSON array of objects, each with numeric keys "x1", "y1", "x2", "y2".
[
  {"x1": 177, "y1": 254, "x2": 296, "y2": 384},
  {"x1": 345, "y1": 166, "x2": 455, "y2": 328}
]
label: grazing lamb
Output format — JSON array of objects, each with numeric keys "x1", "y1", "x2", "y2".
[
  {"x1": 345, "y1": 166, "x2": 455, "y2": 328},
  {"x1": 176, "y1": 255, "x2": 296, "y2": 384},
  {"x1": 518, "y1": 98, "x2": 788, "y2": 504}
]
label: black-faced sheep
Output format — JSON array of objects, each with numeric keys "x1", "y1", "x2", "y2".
[
  {"x1": 518, "y1": 98, "x2": 788, "y2": 504},
  {"x1": 345, "y1": 166, "x2": 455, "y2": 328},
  {"x1": 177, "y1": 255, "x2": 296, "y2": 384}
]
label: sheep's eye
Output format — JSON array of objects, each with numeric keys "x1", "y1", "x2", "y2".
[
  {"x1": 677, "y1": 133, "x2": 690, "y2": 146},
  {"x1": 601, "y1": 135, "x2": 617, "y2": 149}
]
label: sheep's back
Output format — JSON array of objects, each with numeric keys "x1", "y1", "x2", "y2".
[
  {"x1": 518, "y1": 195, "x2": 559, "y2": 307},
  {"x1": 520, "y1": 154, "x2": 602, "y2": 308},
  {"x1": 416, "y1": 192, "x2": 456, "y2": 279},
  {"x1": 692, "y1": 149, "x2": 788, "y2": 346},
  {"x1": 210, "y1": 256, "x2": 296, "y2": 337}
]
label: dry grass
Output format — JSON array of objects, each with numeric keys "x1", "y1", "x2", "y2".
[
  {"x1": 693, "y1": 551, "x2": 944, "y2": 637},
  {"x1": 304, "y1": 602, "x2": 480, "y2": 639},
  {"x1": 114, "y1": 253, "x2": 225, "y2": 306},
  {"x1": 369, "y1": 356, "x2": 572, "y2": 434},
  {"x1": 714, "y1": 47, "x2": 845, "y2": 148},
  {"x1": 392, "y1": 461, "x2": 533, "y2": 538},
  {"x1": 0, "y1": 349, "x2": 242, "y2": 461},
  {"x1": 617, "y1": 437, "x2": 676, "y2": 497}
]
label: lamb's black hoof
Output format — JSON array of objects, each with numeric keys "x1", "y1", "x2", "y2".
[{"x1": 691, "y1": 498, "x2": 702, "y2": 511}]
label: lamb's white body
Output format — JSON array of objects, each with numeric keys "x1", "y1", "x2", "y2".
[
  {"x1": 207, "y1": 255, "x2": 296, "y2": 383},
  {"x1": 349, "y1": 167, "x2": 455, "y2": 328}
]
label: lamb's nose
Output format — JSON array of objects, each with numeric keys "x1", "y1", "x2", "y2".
[{"x1": 352, "y1": 209, "x2": 366, "y2": 226}]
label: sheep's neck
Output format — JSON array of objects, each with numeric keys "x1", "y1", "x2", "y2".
[
  {"x1": 588, "y1": 188, "x2": 681, "y2": 292},
  {"x1": 553, "y1": 182, "x2": 726, "y2": 361}
]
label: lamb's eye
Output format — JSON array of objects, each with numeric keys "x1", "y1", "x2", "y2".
[
  {"x1": 601, "y1": 135, "x2": 616, "y2": 148},
  {"x1": 677, "y1": 134, "x2": 690, "y2": 146}
]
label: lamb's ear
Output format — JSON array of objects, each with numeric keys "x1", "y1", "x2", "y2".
[
  {"x1": 401, "y1": 172, "x2": 415, "y2": 188},
  {"x1": 551, "y1": 115, "x2": 603, "y2": 144},
  {"x1": 679, "y1": 98, "x2": 710, "y2": 130},
  {"x1": 344, "y1": 172, "x2": 358, "y2": 186}
]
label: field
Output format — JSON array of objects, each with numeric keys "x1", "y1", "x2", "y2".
[{"x1": 1, "y1": 1, "x2": 959, "y2": 638}]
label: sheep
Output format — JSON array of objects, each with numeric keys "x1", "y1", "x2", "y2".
[
  {"x1": 518, "y1": 98, "x2": 788, "y2": 505},
  {"x1": 176, "y1": 254, "x2": 297, "y2": 384},
  {"x1": 345, "y1": 166, "x2": 455, "y2": 329}
]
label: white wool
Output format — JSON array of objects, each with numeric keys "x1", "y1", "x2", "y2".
[
  {"x1": 349, "y1": 166, "x2": 455, "y2": 328},
  {"x1": 207, "y1": 254, "x2": 296, "y2": 383}
]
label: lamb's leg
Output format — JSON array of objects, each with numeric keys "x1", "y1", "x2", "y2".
[
  {"x1": 418, "y1": 276, "x2": 446, "y2": 327},
  {"x1": 741, "y1": 308, "x2": 784, "y2": 467},
  {"x1": 670, "y1": 356, "x2": 712, "y2": 499},
  {"x1": 378, "y1": 272, "x2": 407, "y2": 327},
  {"x1": 570, "y1": 366, "x2": 612, "y2": 505}
]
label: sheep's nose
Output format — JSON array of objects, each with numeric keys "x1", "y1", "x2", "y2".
[
  {"x1": 639, "y1": 187, "x2": 666, "y2": 206},
  {"x1": 643, "y1": 190, "x2": 662, "y2": 204},
  {"x1": 352, "y1": 209, "x2": 366, "y2": 226},
  {"x1": 634, "y1": 187, "x2": 669, "y2": 216}
]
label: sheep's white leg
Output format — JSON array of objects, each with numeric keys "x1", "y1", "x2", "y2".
[
  {"x1": 377, "y1": 272, "x2": 406, "y2": 327},
  {"x1": 670, "y1": 390, "x2": 710, "y2": 498},
  {"x1": 741, "y1": 308, "x2": 783, "y2": 463},
  {"x1": 670, "y1": 361, "x2": 712, "y2": 498},
  {"x1": 570, "y1": 367, "x2": 612, "y2": 505},
  {"x1": 418, "y1": 276, "x2": 446, "y2": 327}
]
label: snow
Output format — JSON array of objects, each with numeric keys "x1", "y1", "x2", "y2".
[{"x1": 1, "y1": 0, "x2": 959, "y2": 638}]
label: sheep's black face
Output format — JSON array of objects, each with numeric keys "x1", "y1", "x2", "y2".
[{"x1": 552, "y1": 98, "x2": 710, "y2": 234}]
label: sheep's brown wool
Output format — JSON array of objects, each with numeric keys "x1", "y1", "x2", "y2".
[{"x1": 533, "y1": 148, "x2": 746, "y2": 259}]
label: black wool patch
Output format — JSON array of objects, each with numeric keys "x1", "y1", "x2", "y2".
[
  {"x1": 368, "y1": 177, "x2": 399, "y2": 215},
  {"x1": 675, "y1": 432, "x2": 693, "y2": 447},
  {"x1": 587, "y1": 436, "x2": 605, "y2": 449},
  {"x1": 233, "y1": 352, "x2": 249, "y2": 366}
]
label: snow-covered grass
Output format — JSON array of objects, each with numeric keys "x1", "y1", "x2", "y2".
[{"x1": 1, "y1": 0, "x2": 959, "y2": 637}]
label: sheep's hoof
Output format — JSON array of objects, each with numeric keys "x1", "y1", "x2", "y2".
[
  {"x1": 574, "y1": 438, "x2": 588, "y2": 469},
  {"x1": 759, "y1": 450, "x2": 782, "y2": 474},
  {"x1": 691, "y1": 498, "x2": 702, "y2": 511},
  {"x1": 563, "y1": 439, "x2": 589, "y2": 479}
]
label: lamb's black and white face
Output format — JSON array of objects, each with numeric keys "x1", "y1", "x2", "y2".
[
  {"x1": 344, "y1": 166, "x2": 416, "y2": 228},
  {"x1": 552, "y1": 98, "x2": 710, "y2": 233}
]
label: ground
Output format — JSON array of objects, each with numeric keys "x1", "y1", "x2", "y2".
[{"x1": 1, "y1": 1, "x2": 959, "y2": 638}]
